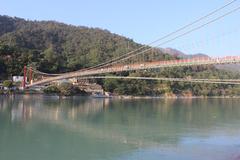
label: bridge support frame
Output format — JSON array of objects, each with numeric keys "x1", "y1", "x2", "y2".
[
  {"x1": 22, "y1": 66, "x2": 27, "y2": 89},
  {"x1": 29, "y1": 67, "x2": 33, "y2": 85}
]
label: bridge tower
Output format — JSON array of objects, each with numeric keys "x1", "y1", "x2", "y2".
[
  {"x1": 22, "y1": 66, "x2": 27, "y2": 89},
  {"x1": 29, "y1": 67, "x2": 33, "y2": 85}
]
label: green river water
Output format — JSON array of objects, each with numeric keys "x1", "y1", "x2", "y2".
[{"x1": 0, "y1": 95, "x2": 240, "y2": 160}]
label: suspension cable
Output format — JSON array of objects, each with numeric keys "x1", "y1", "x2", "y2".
[
  {"x1": 81, "y1": 0, "x2": 239, "y2": 71},
  {"x1": 89, "y1": 5, "x2": 240, "y2": 68}
]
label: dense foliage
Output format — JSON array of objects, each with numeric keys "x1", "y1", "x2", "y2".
[
  {"x1": 43, "y1": 83, "x2": 87, "y2": 96},
  {"x1": 0, "y1": 15, "x2": 141, "y2": 76},
  {"x1": 0, "y1": 15, "x2": 240, "y2": 96},
  {"x1": 102, "y1": 67, "x2": 240, "y2": 96},
  {"x1": 2, "y1": 80, "x2": 13, "y2": 88}
]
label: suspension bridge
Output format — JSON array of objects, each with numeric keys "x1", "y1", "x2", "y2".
[
  {"x1": 20, "y1": 0, "x2": 240, "y2": 89},
  {"x1": 24, "y1": 56, "x2": 240, "y2": 88}
]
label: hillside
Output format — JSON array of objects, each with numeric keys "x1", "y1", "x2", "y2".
[
  {"x1": 0, "y1": 16, "x2": 146, "y2": 74},
  {"x1": 0, "y1": 15, "x2": 240, "y2": 96}
]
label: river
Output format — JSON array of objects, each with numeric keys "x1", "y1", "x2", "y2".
[{"x1": 0, "y1": 95, "x2": 240, "y2": 160}]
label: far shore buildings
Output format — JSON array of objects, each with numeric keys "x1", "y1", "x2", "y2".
[{"x1": 13, "y1": 76, "x2": 25, "y2": 83}]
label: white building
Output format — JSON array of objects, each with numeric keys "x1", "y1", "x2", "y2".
[{"x1": 13, "y1": 76, "x2": 26, "y2": 82}]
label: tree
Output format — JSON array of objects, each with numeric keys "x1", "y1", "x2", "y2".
[
  {"x1": 58, "y1": 82, "x2": 83, "y2": 96},
  {"x1": 43, "y1": 85, "x2": 60, "y2": 94},
  {"x1": 103, "y1": 79, "x2": 119, "y2": 93},
  {"x1": 3, "y1": 80, "x2": 13, "y2": 89},
  {"x1": 0, "y1": 59, "x2": 6, "y2": 78}
]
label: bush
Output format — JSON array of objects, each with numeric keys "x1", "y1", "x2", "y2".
[
  {"x1": 43, "y1": 83, "x2": 87, "y2": 96},
  {"x1": 43, "y1": 85, "x2": 60, "y2": 94},
  {"x1": 58, "y1": 83, "x2": 74, "y2": 96},
  {"x1": 58, "y1": 82, "x2": 86, "y2": 96},
  {"x1": 3, "y1": 80, "x2": 13, "y2": 89}
]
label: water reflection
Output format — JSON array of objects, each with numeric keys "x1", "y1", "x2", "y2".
[{"x1": 0, "y1": 96, "x2": 240, "y2": 160}]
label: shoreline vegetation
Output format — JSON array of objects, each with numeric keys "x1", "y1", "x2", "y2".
[{"x1": 1, "y1": 82, "x2": 240, "y2": 99}]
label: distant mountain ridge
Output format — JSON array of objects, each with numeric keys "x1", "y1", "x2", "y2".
[
  {"x1": 161, "y1": 48, "x2": 209, "y2": 58},
  {"x1": 161, "y1": 48, "x2": 239, "y2": 73}
]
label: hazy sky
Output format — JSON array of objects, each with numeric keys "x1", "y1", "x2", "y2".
[{"x1": 0, "y1": 0, "x2": 240, "y2": 56}]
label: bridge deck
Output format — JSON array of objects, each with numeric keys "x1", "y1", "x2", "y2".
[{"x1": 28, "y1": 56, "x2": 240, "y2": 87}]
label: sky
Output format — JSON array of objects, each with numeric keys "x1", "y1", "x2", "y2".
[{"x1": 0, "y1": 0, "x2": 240, "y2": 57}]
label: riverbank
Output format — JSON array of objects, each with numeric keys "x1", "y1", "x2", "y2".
[
  {"x1": 114, "y1": 95, "x2": 240, "y2": 99},
  {"x1": 1, "y1": 92, "x2": 240, "y2": 99}
]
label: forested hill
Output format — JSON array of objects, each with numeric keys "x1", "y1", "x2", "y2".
[
  {"x1": 0, "y1": 15, "x2": 143, "y2": 75},
  {"x1": 0, "y1": 15, "x2": 240, "y2": 96}
]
